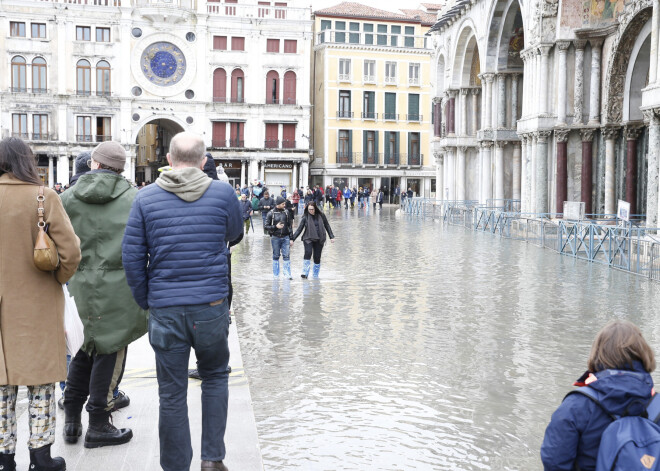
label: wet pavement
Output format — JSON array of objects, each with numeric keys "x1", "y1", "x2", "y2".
[{"x1": 232, "y1": 205, "x2": 660, "y2": 470}]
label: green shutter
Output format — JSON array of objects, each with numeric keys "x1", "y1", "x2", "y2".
[
  {"x1": 368, "y1": 92, "x2": 375, "y2": 113},
  {"x1": 363, "y1": 130, "x2": 367, "y2": 162},
  {"x1": 407, "y1": 132, "x2": 412, "y2": 163},
  {"x1": 348, "y1": 129, "x2": 352, "y2": 162},
  {"x1": 395, "y1": 132, "x2": 399, "y2": 163},
  {"x1": 385, "y1": 93, "x2": 395, "y2": 117},
  {"x1": 408, "y1": 94, "x2": 419, "y2": 119},
  {"x1": 374, "y1": 131, "x2": 379, "y2": 162},
  {"x1": 384, "y1": 131, "x2": 390, "y2": 160}
]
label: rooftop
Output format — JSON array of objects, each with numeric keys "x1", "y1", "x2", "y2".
[{"x1": 314, "y1": 2, "x2": 414, "y2": 22}]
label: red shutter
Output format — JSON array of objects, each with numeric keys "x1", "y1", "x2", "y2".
[
  {"x1": 267, "y1": 39, "x2": 279, "y2": 53},
  {"x1": 231, "y1": 69, "x2": 244, "y2": 103},
  {"x1": 213, "y1": 68, "x2": 226, "y2": 102},
  {"x1": 283, "y1": 71, "x2": 296, "y2": 105},
  {"x1": 213, "y1": 36, "x2": 227, "y2": 50},
  {"x1": 225, "y1": 0, "x2": 237, "y2": 15},
  {"x1": 265, "y1": 123, "x2": 278, "y2": 148},
  {"x1": 212, "y1": 122, "x2": 226, "y2": 147},
  {"x1": 230, "y1": 122, "x2": 244, "y2": 147},
  {"x1": 239, "y1": 122, "x2": 244, "y2": 145},
  {"x1": 231, "y1": 37, "x2": 245, "y2": 51},
  {"x1": 258, "y1": 1, "x2": 270, "y2": 17},
  {"x1": 275, "y1": 2, "x2": 286, "y2": 18},
  {"x1": 282, "y1": 124, "x2": 295, "y2": 148},
  {"x1": 266, "y1": 70, "x2": 279, "y2": 104},
  {"x1": 284, "y1": 40, "x2": 297, "y2": 53}
]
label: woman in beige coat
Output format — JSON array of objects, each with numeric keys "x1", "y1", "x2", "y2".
[{"x1": 0, "y1": 137, "x2": 81, "y2": 471}]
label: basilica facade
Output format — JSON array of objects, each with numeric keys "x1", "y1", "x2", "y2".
[{"x1": 428, "y1": 0, "x2": 660, "y2": 227}]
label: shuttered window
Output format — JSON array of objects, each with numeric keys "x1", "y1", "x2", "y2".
[
  {"x1": 213, "y1": 36, "x2": 227, "y2": 50},
  {"x1": 212, "y1": 122, "x2": 226, "y2": 147},
  {"x1": 284, "y1": 40, "x2": 297, "y2": 53},
  {"x1": 213, "y1": 68, "x2": 226, "y2": 102},
  {"x1": 282, "y1": 123, "x2": 296, "y2": 148},
  {"x1": 408, "y1": 94, "x2": 419, "y2": 121},
  {"x1": 267, "y1": 39, "x2": 279, "y2": 53},
  {"x1": 265, "y1": 123, "x2": 279, "y2": 148},
  {"x1": 384, "y1": 93, "x2": 396, "y2": 120},
  {"x1": 231, "y1": 37, "x2": 245, "y2": 51},
  {"x1": 283, "y1": 71, "x2": 296, "y2": 104}
]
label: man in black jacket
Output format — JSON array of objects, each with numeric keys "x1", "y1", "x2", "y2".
[
  {"x1": 265, "y1": 196, "x2": 292, "y2": 279},
  {"x1": 258, "y1": 190, "x2": 275, "y2": 235}
]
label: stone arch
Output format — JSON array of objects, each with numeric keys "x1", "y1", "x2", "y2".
[
  {"x1": 461, "y1": 36, "x2": 481, "y2": 87},
  {"x1": 435, "y1": 53, "x2": 446, "y2": 96},
  {"x1": 131, "y1": 116, "x2": 186, "y2": 144},
  {"x1": 485, "y1": 0, "x2": 525, "y2": 71},
  {"x1": 451, "y1": 23, "x2": 478, "y2": 87},
  {"x1": 603, "y1": 0, "x2": 653, "y2": 124},
  {"x1": 623, "y1": 19, "x2": 651, "y2": 121}
]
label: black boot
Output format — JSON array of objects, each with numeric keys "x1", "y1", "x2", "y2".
[
  {"x1": 28, "y1": 445, "x2": 65, "y2": 471},
  {"x1": 0, "y1": 452, "x2": 16, "y2": 471},
  {"x1": 63, "y1": 413, "x2": 82, "y2": 444},
  {"x1": 84, "y1": 415, "x2": 132, "y2": 449}
]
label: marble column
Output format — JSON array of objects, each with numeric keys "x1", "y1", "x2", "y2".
[
  {"x1": 292, "y1": 162, "x2": 298, "y2": 190},
  {"x1": 48, "y1": 156, "x2": 54, "y2": 188},
  {"x1": 497, "y1": 74, "x2": 507, "y2": 128},
  {"x1": 513, "y1": 142, "x2": 522, "y2": 201},
  {"x1": 580, "y1": 128, "x2": 596, "y2": 215},
  {"x1": 574, "y1": 40, "x2": 587, "y2": 125},
  {"x1": 539, "y1": 46, "x2": 552, "y2": 115},
  {"x1": 511, "y1": 74, "x2": 520, "y2": 127},
  {"x1": 556, "y1": 42, "x2": 570, "y2": 126},
  {"x1": 535, "y1": 131, "x2": 552, "y2": 213},
  {"x1": 588, "y1": 39, "x2": 603, "y2": 125},
  {"x1": 602, "y1": 126, "x2": 620, "y2": 215},
  {"x1": 446, "y1": 147, "x2": 456, "y2": 200},
  {"x1": 435, "y1": 153, "x2": 444, "y2": 201},
  {"x1": 520, "y1": 52, "x2": 529, "y2": 117},
  {"x1": 483, "y1": 74, "x2": 494, "y2": 129},
  {"x1": 534, "y1": 48, "x2": 542, "y2": 115},
  {"x1": 481, "y1": 141, "x2": 493, "y2": 204},
  {"x1": 530, "y1": 133, "x2": 537, "y2": 209},
  {"x1": 495, "y1": 141, "x2": 506, "y2": 201},
  {"x1": 301, "y1": 160, "x2": 309, "y2": 188},
  {"x1": 241, "y1": 160, "x2": 247, "y2": 187},
  {"x1": 434, "y1": 99, "x2": 442, "y2": 137},
  {"x1": 651, "y1": 0, "x2": 659, "y2": 85},
  {"x1": 625, "y1": 124, "x2": 644, "y2": 216},
  {"x1": 520, "y1": 135, "x2": 529, "y2": 210},
  {"x1": 457, "y1": 146, "x2": 467, "y2": 201},
  {"x1": 249, "y1": 158, "x2": 259, "y2": 183},
  {"x1": 555, "y1": 129, "x2": 570, "y2": 215},
  {"x1": 644, "y1": 110, "x2": 660, "y2": 228},
  {"x1": 471, "y1": 88, "x2": 480, "y2": 135},
  {"x1": 57, "y1": 154, "x2": 70, "y2": 186},
  {"x1": 461, "y1": 89, "x2": 469, "y2": 136},
  {"x1": 259, "y1": 160, "x2": 265, "y2": 181},
  {"x1": 491, "y1": 74, "x2": 498, "y2": 129},
  {"x1": 447, "y1": 91, "x2": 457, "y2": 135}
]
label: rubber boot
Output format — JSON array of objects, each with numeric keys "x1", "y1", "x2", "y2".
[
  {"x1": 63, "y1": 412, "x2": 82, "y2": 444},
  {"x1": 0, "y1": 453, "x2": 16, "y2": 471},
  {"x1": 28, "y1": 445, "x2": 65, "y2": 471},
  {"x1": 301, "y1": 259, "x2": 311, "y2": 279},
  {"x1": 272, "y1": 260, "x2": 280, "y2": 277},
  {"x1": 84, "y1": 414, "x2": 132, "y2": 449},
  {"x1": 312, "y1": 263, "x2": 321, "y2": 278},
  {"x1": 282, "y1": 260, "x2": 292, "y2": 280}
]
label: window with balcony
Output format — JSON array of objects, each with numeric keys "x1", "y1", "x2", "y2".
[
  {"x1": 96, "y1": 60, "x2": 111, "y2": 96},
  {"x1": 266, "y1": 70, "x2": 279, "y2": 104},
  {"x1": 31, "y1": 23, "x2": 46, "y2": 39},
  {"x1": 12, "y1": 114, "x2": 28, "y2": 139},
  {"x1": 363, "y1": 130, "x2": 377, "y2": 164},
  {"x1": 409, "y1": 63, "x2": 420, "y2": 86},
  {"x1": 96, "y1": 27, "x2": 110, "y2": 42},
  {"x1": 96, "y1": 117, "x2": 111, "y2": 142},
  {"x1": 258, "y1": 2, "x2": 270, "y2": 17},
  {"x1": 363, "y1": 23, "x2": 373, "y2": 45},
  {"x1": 10, "y1": 22, "x2": 25, "y2": 37},
  {"x1": 284, "y1": 39, "x2": 297, "y2": 53},
  {"x1": 275, "y1": 2, "x2": 287, "y2": 19},
  {"x1": 408, "y1": 132, "x2": 421, "y2": 165},
  {"x1": 363, "y1": 60, "x2": 375, "y2": 83},
  {"x1": 408, "y1": 94, "x2": 420, "y2": 121},
  {"x1": 212, "y1": 121, "x2": 226, "y2": 147},
  {"x1": 265, "y1": 123, "x2": 278, "y2": 148},
  {"x1": 377, "y1": 24, "x2": 387, "y2": 45},
  {"x1": 77, "y1": 116, "x2": 92, "y2": 142},
  {"x1": 282, "y1": 123, "x2": 296, "y2": 149},
  {"x1": 385, "y1": 62, "x2": 397, "y2": 84},
  {"x1": 338, "y1": 130, "x2": 352, "y2": 163},
  {"x1": 32, "y1": 57, "x2": 47, "y2": 93},
  {"x1": 338, "y1": 58, "x2": 350, "y2": 82},
  {"x1": 33, "y1": 114, "x2": 48, "y2": 140},
  {"x1": 77, "y1": 59, "x2": 91, "y2": 95},
  {"x1": 76, "y1": 26, "x2": 91, "y2": 41},
  {"x1": 362, "y1": 91, "x2": 375, "y2": 119},
  {"x1": 349, "y1": 23, "x2": 360, "y2": 44},
  {"x1": 384, "y1": 92, "x2": 396, "y2": 120},
  {"x1": 335, "y1": 21, "x2": 345, "y2": 43},
  {"x1": 283, "y1": 71, "x2": 296, "y2": 104},
  {"x1": 231, "y1": 69, "x2": 244, "y2": 103},
  {"x1": 267, "y1": 39, "x2": 279, "y2": 53},
  {"x1": 338, "y1": 90, "x2": 351, "y2": 118},
  {"x1": 11, "y1": 56, "x2": 26, "y2": 92},
  {"x1": 231, "y1": 36, "x2": 245, "y2": 51},
  {"x1": 229, "y1": 122, "x2": 244, "y2": 147},
  {"x1": 213, "y1": 68, "x2": 227, "y2": 102},
  {"x1": 405, "y1": 26, "x2": 415, "y2": 48},
  {"x1": 213, "y1": 36, "x2": 227, "y2": 50},
  {"x1": 384, "y1": 131, "x2": 399, "y2": 165},
  {"x1": 225, "y1": 0, "x2": 237, "y2": 15},
  {"x1": 390, "y1": 25, "x2": 400, "y2": 47}
]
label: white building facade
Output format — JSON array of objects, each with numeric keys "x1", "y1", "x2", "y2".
[{"x1": 1, "y1": 0, "x2": 312, "y2": 190}]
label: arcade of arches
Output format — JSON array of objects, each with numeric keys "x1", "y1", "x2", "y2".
[{"x1": 430, "y1": 0, "x2": 660, "y2": 227}]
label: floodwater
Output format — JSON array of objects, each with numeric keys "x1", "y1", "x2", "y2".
[{"x1": 230, "y1": 206, "x2": 660, "y2": 471}]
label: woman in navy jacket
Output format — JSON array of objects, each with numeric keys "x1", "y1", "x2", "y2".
[{"x1": 540, "y1": 320, "x2": 655, "y2": 471}]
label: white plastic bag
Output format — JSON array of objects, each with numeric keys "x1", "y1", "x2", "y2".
[{"x1": 63, "y1": 285, "x2": 84, "y2": 356}]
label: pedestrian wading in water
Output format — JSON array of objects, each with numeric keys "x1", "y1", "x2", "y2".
[
  {"x1": 265, "y1": 196, "x2": 292, "y2": 279},
  {"x1": 290, "y1": 201, "x2": 335, "y2": 278},
  {"x1": 541, "y1": 319, "x2": 657, "y2": 471}
]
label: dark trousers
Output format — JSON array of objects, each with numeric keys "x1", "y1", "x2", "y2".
[
  {"x1": 64, "y1": 347, "x2": 127, "y2": 421},
  {"x1": 149, "y1": 301, "x2": 230, "y2": 471},
  {"x1": 303, "y1": 240, "x2": 324, "y2": 264}
]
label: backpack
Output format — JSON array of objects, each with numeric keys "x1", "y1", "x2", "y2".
[
  {"x1": 569, "y1": 385, "x2": 660, "y2": 470},
  {"x1": 251, "y1": 196, "x2": 259, "y2": 211}
]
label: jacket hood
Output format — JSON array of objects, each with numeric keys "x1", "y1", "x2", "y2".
[
  {"x1": 70, "y1": 171, "x2": 133, "y2": 204},
  {"x1": 588, "y1": 363, "x2": 654, "y2": 416},
  {"x1": 156, "y1": 167, "x2": 212, "y2": 202}
]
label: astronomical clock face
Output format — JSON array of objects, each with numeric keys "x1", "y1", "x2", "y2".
[{"x1": 140, "y1": 42, "x2": 186, "y2": 87}]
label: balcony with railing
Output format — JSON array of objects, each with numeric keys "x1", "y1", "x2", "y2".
[
  {"x1": 361, "y1": 111, "x2": 377, "y2": 120},
  {"x1": 265, "y1": 139, "x2": 279, "y2": 149},
  {"x1": 207, "y1": 2, "x2": 310, "y2": 21},
  {"x1": 383, "y1": 113, "x2": 398, "y2": 121},
  {"x1": 282, "y1": 140, "x2": 296, "y2": 149},
  {"x1": 406, "y1": 153, "x2": 423, "y2": 167},
  {"x1": 363, "y1": 75, "x2": 375, "y2": 84},
  {"x1": 134, "y1": 0, "x2": 195, "y2": 8},
  {"x1": 406, "y1": 114, "x2": 422, "y2": 122},
  {"x1": 96, "y1": 90, "x2": 112, "y2": 97},
  {"x1": 336, "y1": 111, "x2": 353, "y2": 120},
  {"x1": 336, "y1": 152, "x2": 353, "y2": 165},
  {"x1": 338, "y1": 73, "x2": 351, "y2": 82},
  {"x1": 10, "y1": 87, "x2": 49, "y2": 94},
  {"x1": 358, "y1": 152, "x2": 380, "y2": 165},
  {"x1": 409, "y1": 77, "x2": 420, "y2": 86},
  {"x1": 316, "y1": 30, "x2": 430, "y2": 49},
  {"x1": 384, "y1": 76, "x2": 397, "y2": 85},
  {"x1": 228, "y1": 138, "x2": 244, "y2": 148},
  {"x1": 76, "y1": 134, "x2": 112, "y2": 142},
  {"x1": 383, "y1": 153, "x2": 400, "y2": 166},
  {"x1": 36, "y1": 0, "x2": 122, "y2": 5}
]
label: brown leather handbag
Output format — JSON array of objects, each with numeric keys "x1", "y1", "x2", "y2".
[{"x1": 33, "y1": 186, "x2": 60, "y2": 271}]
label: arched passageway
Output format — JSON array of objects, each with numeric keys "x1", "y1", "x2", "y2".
[{"x1": 135, "y1": 118, "x2": 184, "y2": 184}]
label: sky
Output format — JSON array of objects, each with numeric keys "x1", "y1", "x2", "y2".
[{"x1": 306, "y1": 0, "x2": 417, "y2": 14}]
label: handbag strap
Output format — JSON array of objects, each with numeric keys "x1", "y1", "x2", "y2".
[{"x1": 37, "y1": 185, "x2": 46, "y2": 228}]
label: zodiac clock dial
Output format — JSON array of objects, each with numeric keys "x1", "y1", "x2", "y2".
[{"x1": 140, "y1": 42, "x2": 187, "y2": 87}]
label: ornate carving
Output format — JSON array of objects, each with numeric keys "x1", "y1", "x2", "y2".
[
  {"x1": 471, "y1": 88, "x2": 481, "y2": 96},
  {"x1": 602, "y1": 126, "x2": 621, "y2": 140},
  {"x1": 461, "y1": 88, "x2": 470, "y2": 95},
  {"x1": 642, "y1": 108, "x2": 660, "y2": 124},
  {"x1": 481, "y1": 73, "x2": 495, "y2": 83},
  {"x1": 480, "y1": 140, "x2": 494, "y2": 149},
  {"x1": 555, "y1": 129, "x2": 570, "y2": 142},
  {"x1": 574, "y1": 40, "x2": 587, "y2": 50},
  {"x1": 556, "y1": 41, "x2": 570, "y2": 52},
  {"x1": 624, "y1": 123, "x2": 645, "y2": 140},
  {"x1": 580, "y1": 128, "x2": 597, "y2": 142},
  {"x1": 574, "y1": 46, "x2": 585, "y2": 124},
  {"x1": 495, "y1": 140, "x2": 508, "y2": 148},
  {"x1": 536, "y1": 130, "x2": 553, "y2": 142}
]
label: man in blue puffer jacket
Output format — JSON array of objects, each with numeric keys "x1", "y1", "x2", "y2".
[{"x1": 122, "y1": 132, "x2": 242, "y2": 471}]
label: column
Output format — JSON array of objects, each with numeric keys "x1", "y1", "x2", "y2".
[
  {"x1": 556, "y1": 42, "x2": 570, "y2": 125},
  {"x1": 471, "y1": 89, "x2": 480, "y2": 135},
  {"x1": 259, "y1": 160, "x2": 265, "y2": 181},
  {"x1": 57, "y1": 154, "x2": 70, "y2": 186},
  {"x1": 249, "y1": 158, "x2": 259, "y2": 183},
  {"x1": 651, "y1": 0, "x2": 658, "y2": 85},
  {"x1": 491, "y1": 74, "x2": 498, "y2": 129},
  {"x1": 480, "y1": 141, "x2": 493, "y2": 204},
  {"x1": 534, "y1": 48, "x2": 541, "y2": 115},
  {"x1": 602, "y1": 126, "x2": 620, "y2": 215},
  {"x1": 574, "y1": 40, "x2": 587, "y2": 125},
  {"x1": 461, "y1": 89, "x2": 469, "y2": 135},
  {"x1": 536, "y1": 131, "x2": 552, "y2": 213},
  {"x1": 497, "y1": 74, "x2": 507, "y2": 128},
  {"x1": 241, "y1": 160, "x2": 246, "y2": 187},
  {"x1": 447, "y1": 91, "x2": 457, "y2": 135},
  {"x1": 446, "y1": 147, "x2": 456, "y2": 200},
  {"x1": 520, "y1": 135, "x2": 529, "y2": 210},
  {"x1": 530, "y1": 133, "x2": 537, "y2": 209},
  {"x1": 580, "y1": 128, "x2": 596, "y2": 215},
  {"x1": 555, "y1": 129, "x2": 570, "y2": 214},
  {"x1": 513, "y1": 142, "x2": 522, "y2": 201},
  {"x1": 433, "y1": 99, "x2": 442, "y2": 137},
  {"x1": 625, "y1": 124, "x2": 644, "y2": 215},
  {"x1": 588, "y1": 39, "x2": 603, "y2": 125},
  {"x1": 483, "y1": 74, "x2": 494, "y2": 129},
  {"x1": 646, "y1": 109, "x2": 660, "y2": 228},
  {"x1": 457, "y1": 146, "x2": 467, "y2": 201},
  {"x1": 511, "y1": 74, "x2": 520, "y2": 127},
  {"x1": 495, "y1": 141, "x2": 506, "y2": 200},
  {"x1": 292, "y1": 162, "x2": 298, "y2": 190},
  {"x1": 539, "y1": 46, "x2": 552, "y2": 115},
  {"x1": 48, "y1": 156, "x2": 54, "y2": 188},
  {"x1": 301, "y1": 160, "x2": 309, "y2": 188},
  {"x1": 520, "y1": 51, "x2": 530, "y2": 117},
  {"x1": 435, "y1": 153, "x2": 444, "y2": 202}
]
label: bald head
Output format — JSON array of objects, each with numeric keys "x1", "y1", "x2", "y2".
[{"x1": 168, "y1": 132, "x2": 205, "y2": 167}]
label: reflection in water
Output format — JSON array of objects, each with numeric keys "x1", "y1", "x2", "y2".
[{"x1": 231, "y1": 207, "x2": 660, "y2": 470}]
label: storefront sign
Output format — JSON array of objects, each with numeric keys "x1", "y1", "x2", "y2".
[
  {"x1": 217, "y1": 160, "x2": 242, "y2": 169},
  {"x1": 265, "y1": 162, "x2": 293, "y2": 169}
]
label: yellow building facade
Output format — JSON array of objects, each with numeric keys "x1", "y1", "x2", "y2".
[{"x1": 311, "y1": 3, "x2": 436, "y2": 201}]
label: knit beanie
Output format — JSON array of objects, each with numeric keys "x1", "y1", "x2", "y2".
[
  {"x1": 92, "y1": 141, "x2": 126, "y2": 170},
  {"x1": 75, "y1": 151, "x2": 91, "y2": 174},
  {"x1": 276, "y1": 196, "x2": 286, "y2": 205}
]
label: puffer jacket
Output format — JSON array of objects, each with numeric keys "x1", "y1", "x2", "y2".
[
  {"x1": 122, "y1": 168, "x2": 242, "y2": 310},
  {"x1": 240, "y1": 199, "x2": 253, "y2": 220},
  {"x1": 541, "y1": 362, "x2": 654, "y2": 471},
  {"x1": 265, "y1": 208, "x2": 290, "y2": 238},
  {"x1": 61, "y1": 170, "x2": 147, "y2": 354}
]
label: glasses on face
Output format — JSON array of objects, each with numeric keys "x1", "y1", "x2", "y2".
[{"x1": 87, "y1": 159, "x2": 92, "y2": 168}]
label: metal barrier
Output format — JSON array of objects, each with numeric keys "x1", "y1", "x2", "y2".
[{"x1": 400, "y1": 200, "x2": 660, "y2": 281}]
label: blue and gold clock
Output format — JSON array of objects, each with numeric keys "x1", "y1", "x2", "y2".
[{"x1": 140, "y1": 42, "x2": 186, "y2": 87}]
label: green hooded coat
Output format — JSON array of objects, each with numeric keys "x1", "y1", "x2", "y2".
[{"x1": 60, "y1": 171, "x2": 148, "y2": 355}]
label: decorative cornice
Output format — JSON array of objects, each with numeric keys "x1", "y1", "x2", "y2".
[{"x1": 574, "y1": 24, "x2": 619, "y2": 39}]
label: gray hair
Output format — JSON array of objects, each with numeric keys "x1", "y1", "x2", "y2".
[{"x1": 169, "y1": 132, "x2": 205, "y2": 165}]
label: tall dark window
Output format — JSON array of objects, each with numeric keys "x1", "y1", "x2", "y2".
[
  {"x1": 377, "y1": 24, "x2": 387, "y2": 45},
  {"x1": 363, "y1": 91, "x2": 375, "y2": 119},
  {"x1": 339, "y1": 91, "x2": 351, "y2": 118},
  {"x1": 384, "y1": 92, "x2": 396, "y2": 120},
  {"x1": 32, "y1": 57, "x2": 47, "y2": 93},
  {"x1": 33, "y1": 114, "x2": 48, "y2": 140}
]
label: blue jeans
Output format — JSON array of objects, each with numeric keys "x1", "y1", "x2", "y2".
[
  {"x1": 271, "y1": 236, "x2": 290, "y2": 260},
  {"x1": 149, "y1": 301, "x2": 230, "y2": 471}
]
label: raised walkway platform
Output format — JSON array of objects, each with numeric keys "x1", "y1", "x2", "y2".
[{"x1": 13, "y1": 318, "x2": 264, "y2": 471}]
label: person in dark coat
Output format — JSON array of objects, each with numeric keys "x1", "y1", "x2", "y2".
[
  {"x1": 265, "y1": 196, "x2": 292, "y2": 279},
  {"x1": 407, "y1": 188, "x2": 413, "y2": 199},
  {"x1": 203, "y1": 154, "x2": 219, "y2": 180},
  {"x1": 290, "y1": 201, "x2": 335, "y2": 279},
  {"x1": 258, "y1": 190, "x2": 275, "y2": 235},
  {"x1": 377, "y1": 188, "x2": 384, "y2": 210},
  {"x1": 68, "y1": 151, "x2": 92, "y2": 187},
  {"x1": 304, "y1": 188, "x2": 314, "y2": 204},
  {"x1": 540, "y1": 320, "x2": 656, "y2": 471},
  {"x1": 239, "y1": 194, "x2": 253, "y2": 234}
]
